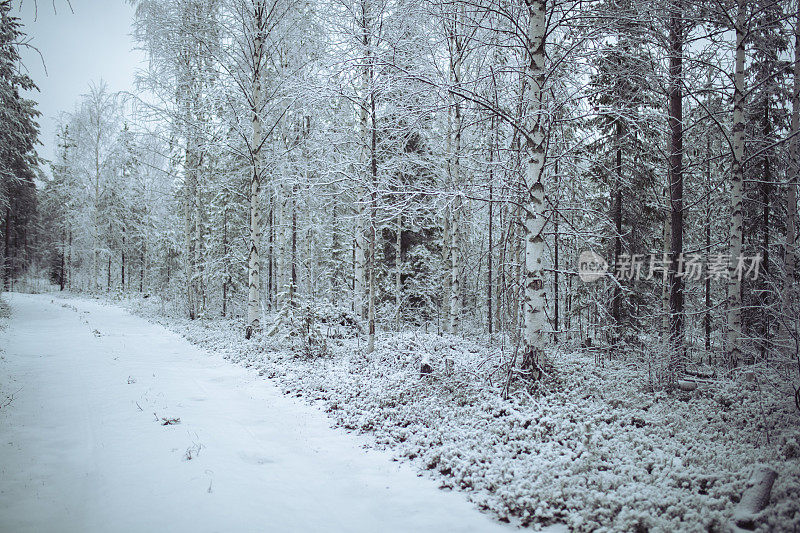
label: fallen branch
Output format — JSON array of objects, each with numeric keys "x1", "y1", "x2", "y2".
[
  {"x1": 732, "y1": 466, "x2": 778, "y2": 531},
  {"x1": 0, "y1": 387, "x2": 22, "y2": 410},
  {"x1": 677, "y1": 376, "x2": 715, "y2": 391},
  {"x1": 684, "y1": 367, "x2": 715, "y2": 379}
]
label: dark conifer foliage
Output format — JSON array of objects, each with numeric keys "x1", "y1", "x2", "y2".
[{"x1": 0, "y1": 0, "x2": 40, "y2": 289}]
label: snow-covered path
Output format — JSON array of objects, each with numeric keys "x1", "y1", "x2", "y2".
[{"x1": 0, "y1": 293, "x2": 511, "y2": 533}]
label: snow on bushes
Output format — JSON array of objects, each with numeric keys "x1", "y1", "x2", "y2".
[{"x1": 123, "y1": 295, "x2": 800, "y2": 532}]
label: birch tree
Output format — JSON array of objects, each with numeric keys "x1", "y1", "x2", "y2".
[
  {"x1": 520, "y1": 0, "x2": 547, "y2": 373},
  {"x1": 71, "y1": 82, "x2": 122, "y2": 292},
  {"x1": 727, "y1": 0, "x2": 747, "y2": 367},
  {"x1": 130, "y1": 0, "x2": 221, "y2": 318},
  {"x1": 245, "y1": 0, "x2": 269, "y2": 338}
]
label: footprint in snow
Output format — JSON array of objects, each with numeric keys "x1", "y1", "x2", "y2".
[{"x1": 238, "y1": 452, "x2": 275, "y2": 465}]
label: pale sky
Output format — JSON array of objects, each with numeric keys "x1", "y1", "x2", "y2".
[{"x1": 15, "y1": 0, "x2": 145, "y2": 167}]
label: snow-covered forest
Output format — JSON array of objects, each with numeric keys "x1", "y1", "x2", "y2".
[{"x1": 2, "y1": 0, "x2": 800, "y2": 531}]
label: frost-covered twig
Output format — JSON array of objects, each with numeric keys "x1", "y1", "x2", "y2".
[{"x1": 0, "y1": 387, "x2": 22, "y2": 410}]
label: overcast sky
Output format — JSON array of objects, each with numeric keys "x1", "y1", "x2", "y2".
[{"x1": 15, "y1": 0, "x2": 145, "y2": 167}]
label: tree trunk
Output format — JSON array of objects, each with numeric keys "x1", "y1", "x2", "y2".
[
  {"x1": 303, "y1": 122, "x2": 313, "y2": 298},
  {"x1": 68, "y1": 228, "x2": 72, "y2": 291},
  {"x1": 354, "y1": 205, "x2": 365, "y2": 319},
  {"x1": 449, "y1": 197, "x2": 462, "y2": 334},
  {"x1": 442, "y1": 208, "x2": 451, "y2": 332},
  {"x1": 449, "y1": 32, "x2": 463, "y2": 335},
  {"x1": 291, "y1": 183, "x2": 297, "y2": 306},
  {"x1": 366, "y1": 76, "x2": 378, "y2": 353},
  {"x1": 121, "y1": 227, "x2": 126, "y2": 292},
  {"x1": 554, "y1": 161, "x2": 560, "y2": 341},
  {"x1": 59, "y1": 228, "x2": 66, "y2": 291},
  {"x1": 521, "y1": 0, "x2": 547, "y2": 373},
  {"x1": 761, "y1": 104, "x2": 771, "y2": 360},
  {"x1": 488, "y1": 175, "x2": 494, "y2": 335},
  {"x1": 668, "y1": 0, "x2": 685, "y2": 372},
  {"x1": 612, "y1": 129, "x2": 622, "y2": 330},
  {"x1": 496, "y1": 199, "x2": 505, "y2": 334},
  {"x1": 223, "y1": 207, "x2": 228, "y2": 316},
  {"x1": 396, "y1": 213, "x2": 402, "y2": 331},
  {"x1": 354, "y1": 3, "x2": 372, "y2": 322},
  {"x1": 246, "y1": 2, "x2": 267, "y2": 338},
  {"x1": 246, "y1": 140, "x2": 262, "y2": 336},
  {"x1": 184, "y1": 126, "x2": 200, "y2": 319},
  {"x1": 705, "y1": 141, "x2": 712, "y2": 353},
  {"x1": 4, "y1": 206, "x2": 11, "y2": 290},
  {"x1": 267, "y1": 198, "x2": 274, "y2": 310},
  {"x1": 139, "y1": 239, "x2": 144, "y2": 293},
  {"x1": 784, "y1": 5, "x2": 800, "y2": 353},
  {"x1": 514, "y1": 201, "x2": 523, "y2": 340},
  {"x1": 94, "y1": 142, "x2": 101, "y2": 293},
  {"x1": 331, "y1": 199, "x2": 339, "y2": 306},
  {"x1": 662, "y1": 197, "x2": 671, "y2": 334},
  {"x1": 566, "y1": 258, "x2": 573, "y2": 339},
  {"x1": 612, "y1": 193, "x2": 623, "y2": 306},
  {"x1": 704, "y1": 65, "x2": 713, "y2": 354},
  {"x1": 728, "y1": 0, "x2": 746, "y2": 368}
]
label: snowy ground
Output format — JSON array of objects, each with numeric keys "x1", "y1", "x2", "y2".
[
  {"x1": 0, "y1": 293, "x2": 522, "y2": 533},
  {"x1": 115, "y1": 294, "x2": 800, "y2": 532},
  {"x1": 3, "y1": 292, "x2": 799, "y2": 532}
]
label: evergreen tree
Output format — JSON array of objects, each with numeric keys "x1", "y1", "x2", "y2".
[{"x1": 0, "y1": 0, "x2": 40, "y2": 289}]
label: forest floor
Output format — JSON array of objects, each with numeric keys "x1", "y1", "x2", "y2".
[
  {"x1": 2, "y1": 292, "x2": 799, "y2": 532},
  {"x1": 0, "y1": 293, "x2": 520, "y2": 533},
  {"x1": 115, "y1": 293, "x2": 800, "y2": 533}
]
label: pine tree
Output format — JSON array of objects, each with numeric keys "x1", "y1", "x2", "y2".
[{"x1": 0, "y1": 0, "x2": 40, "y2": 290}]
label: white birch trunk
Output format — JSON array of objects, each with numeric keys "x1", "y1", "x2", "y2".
[
  {"x1": 274, "y1": 185, "x2": 284, "y2": 308},
  {"x1": 521, "y1": 0, "x2": 547, "y2": 371},
  {"x1": 727, "y1": 1, "x2": 746, "y2": 367},
  {"x1": 448, "y1": 34, "x2": 463, "y2": 335},
  {"x1": 184, "y1": 141, "x2": 199, "y2": 319},
  {"x1": 366, "y1": 92, "x2": 378, "y2": 353},
  {"x1": 365, "y1": 0, "x2": 377, "y2": 353},
  {"x1": 246, "y1": 3, "x2": 267, "y2": 337},
  {"x1": 354, "y1": 210, "x2": 365, "y2": 319},
  {"x1": 449, "y1": 198, "x2": 461, "y2": 334},
  {"x1": 441, "y1": 207, "x2": 451, "y2": 332},
  {"x1": 354, "y1": 7, "x2": 370, "y2": 321},
  {"x1": 194, "y1": 172, "x2": 203, "y2": 315},
  {"x1": 367, "y1": 199, "x2": 376, "y2": 352},
  {"x1": 179, "y1": 3, "x2": 200, "y2": 320},
  {"x1": 284, "y1": 182, "x2": 294, "y2": 304},
  {"x1": 93, "y1": 141, "x2": 101, "y2": 292}
]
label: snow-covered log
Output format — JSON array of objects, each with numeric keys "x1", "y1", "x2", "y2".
[{"x1": 732, "y1": 466, "x2": 777, "y2": 530}]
